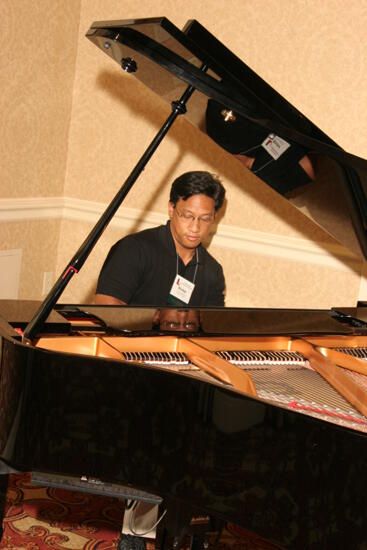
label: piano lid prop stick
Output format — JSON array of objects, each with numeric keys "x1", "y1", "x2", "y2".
[
  {"x1": 291, "y1": 339, "x2": 367, "y2": 418},
  {"x1": 22, "y1": 70, "x2": 206, "y2": 342}
]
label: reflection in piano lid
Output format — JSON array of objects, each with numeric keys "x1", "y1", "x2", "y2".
[{"x1": 86, "y1": 17, "x2": 367, "y2": 260}]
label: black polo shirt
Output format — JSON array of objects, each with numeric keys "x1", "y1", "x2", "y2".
[{"x1": 96, "y1": 221, "x2": 225, "y2": 306}]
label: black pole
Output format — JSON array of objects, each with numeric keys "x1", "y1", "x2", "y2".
[{"x1": 23, "y1": 78, "x2": 201, "y2": 342}]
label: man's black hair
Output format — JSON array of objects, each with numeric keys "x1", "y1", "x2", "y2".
[{"x1": 169, "y1": 171, "x2": 225, "y2": 211}]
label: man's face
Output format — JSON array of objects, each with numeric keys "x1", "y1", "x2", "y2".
[{"x1": 168, "y1": 194, "x2": 216, "y2": 252}]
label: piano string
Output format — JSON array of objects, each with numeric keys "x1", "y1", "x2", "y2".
[{"x1": 35, "y1": 334, "x2": 367, "y2": 432}]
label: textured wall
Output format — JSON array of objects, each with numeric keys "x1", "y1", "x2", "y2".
[
  {"x1": 0, "y1": 0, "x2": 81, "y2": 299},
  {"x1": 0, "y1": 0, "x2": 81, "y2": 198},
  {"x1": 2, "y1": 0, "x2": 367, "y2": 307}
]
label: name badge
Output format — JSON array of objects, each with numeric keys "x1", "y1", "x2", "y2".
[
  {"x1": 262, "y1": 133, "x2": 290, "y2": 160},
  {"x1": 169, "y1": 274, "x2": 195, "y2": 305}
]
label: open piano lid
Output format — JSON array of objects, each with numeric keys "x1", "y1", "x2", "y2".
[{"x1": 86, "y1": 17, "x2": 367, "y2": 261}]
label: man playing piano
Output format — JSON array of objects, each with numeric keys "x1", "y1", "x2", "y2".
[
  {"x1": 95, "y1": 171, "x2": 226, "y2": 307},
  {"x1": 94, "y1": 171, "x2": 226, "y2": 549}
]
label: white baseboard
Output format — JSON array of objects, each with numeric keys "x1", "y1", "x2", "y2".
[{"x1": 0, "y1": 196, "x2": 359, "y2": 272}]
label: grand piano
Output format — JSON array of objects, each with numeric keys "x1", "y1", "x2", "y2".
[{"x1": 2, "y1": 17, "x2": 367, "y2": 549}]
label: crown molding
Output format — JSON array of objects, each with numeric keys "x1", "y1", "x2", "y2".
[{"x1": 0, "y1": 196, "x2": 360, "y2": 272}]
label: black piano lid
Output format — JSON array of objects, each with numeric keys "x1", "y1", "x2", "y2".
[
  {"x1": 56, "y1": 304, "x2": 358, "y2": 337},
  {"x1": 0, "y1": 300, "x2": 360, "y2": 337},
  {"x1": 0, "y1": 300, "x2": 362, "y2": 336},
  {"x1": 86, "y1": 17, "x2": 367, "y2": 261}
]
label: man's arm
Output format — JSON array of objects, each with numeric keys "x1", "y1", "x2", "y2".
[
  {"x1": 235, "y1": 152, "x2": 315, "y2": 181},
  {"x1": 94, "y1": 293, "x2": 127, "y2": 305},
  {"x1": 298, "y1": 154, "x2": 315, "y2": 180},
  {"x1": 95, "y1": 235, "x2": 144, "y2": 305}
]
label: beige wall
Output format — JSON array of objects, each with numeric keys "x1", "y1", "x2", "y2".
[
  {"x1": 1, "y1": 0, "x2": 367, "y2": 307},
  {"x1": 0, "y1": 0, "x2": 81, "y2": 298},
  {"x1": 0, "y1": 1, "x2": 81, "y2": 198}
]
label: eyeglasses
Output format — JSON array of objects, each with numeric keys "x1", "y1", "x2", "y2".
[{"x1": 174, "y1": 209, "x2": 214, "y2": 226}]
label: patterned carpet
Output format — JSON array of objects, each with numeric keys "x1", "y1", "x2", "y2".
[
  {"x1": 0, "y1": 473, "x2": 282, "y2": 550},
  {"x1": 0, "y1": 473, "x2": 124, "y2": 549}
]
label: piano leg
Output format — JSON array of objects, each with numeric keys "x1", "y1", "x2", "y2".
[
  {"x1": 155, "y1": 500, "x2": 192, "y2": 549},
  {"x1": 156, "y1": 500, "x2": 223, "y2": 550},
  {"x1": 187, "y1": 516, "x2": 223, "y2": 550}
]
